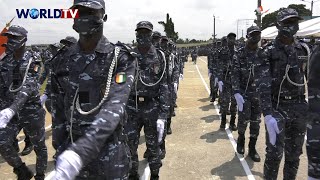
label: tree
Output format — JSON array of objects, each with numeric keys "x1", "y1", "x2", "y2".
[
  {"x1": 176, "y1": 38, "x2": 185, "y2": 44},
  {"x1": 288, "y1": 4, "x2": 311, "y2": 16},
  {"x1": 158, "y1": 13, "x2": 179, "y2": 42},
  {"x1": 261, "y1": 4, "x2": 311, "y2": 29}
]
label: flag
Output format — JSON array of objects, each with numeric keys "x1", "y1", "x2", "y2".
[
  {"x1": 0, "y1": 17, "x2": 15, "y2": 59},
  {"x1": 115, "y1": 72, "x2": 127, "y2": 84}
]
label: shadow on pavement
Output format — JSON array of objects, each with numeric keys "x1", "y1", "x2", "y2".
[
  {"x1": 244, "y1": 156, "x2": 264, "y2": 179},
  {"x1": 139, "y1": 134, "x2": 146, "y2": 145},
  {"x1": 200, "y1": 115, "x2": 221, "y2": 123},
  {"x1": 200, "y1": 129, "x2": 228, "y2": 143},
  {"x1": 138, "y1": 159, "x2": 148, "y2": 176},
  {"x1": 199, "y1": 104, "x2": 216, "y2": 111},
  {"x1": 198, "y1": 97, "x2": 210, "y2": 102},
  {"x1": 211, "y1": 154, "x2": 246, "y2": 180}
]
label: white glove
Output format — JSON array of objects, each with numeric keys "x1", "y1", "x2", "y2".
[
  {"x1": 179, "y1": 74, "x2": 184, "y2": 80},
  {"x1": 157, "y1": 119, "x2": 165, "y2": 143},
  {"x1": 0, "y1": 108, "x2": 15, "y2": 128},
  {"x1": 214, "y1": 78, "x2": 218, "y2": 87},
  {"x1": 40, "y1": 94, "x2": 48, "y2": 106},
  {"x1": 54, "y1": 150, "x2": 83, "y2": 180},
  {"x1": 308, "y1": 176, "x2": 320, "y2": 180},
  {"x1": 264, "y1": 115, "x2": 280, "y2": 146},
  {"x1": 218, "y1": 81, "x2": 224, "y2": 92},
  {"x1": 234, "y1": 93, "x2": 245, "y2": 112},
  {"x1": 208, "y1": 72, "x2": 212, "y2": 78},
  {"x1": 174, "y1": 83, "x2": 178, "y2": 94}
]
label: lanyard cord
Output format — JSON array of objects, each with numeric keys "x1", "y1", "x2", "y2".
[
  {"x1": 75, "y1": 47, "x2": 119, "y2": 115},
  {"x1": 9, "y1": 57, "x2": 33, "y2": 93}
]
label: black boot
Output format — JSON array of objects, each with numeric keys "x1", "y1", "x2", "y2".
[
  {"x1": 248, "y1": 137, "x2": 261, "y2": 162},
  {"x1": 150, "y1": 170, "x2": 159, "y2": 180},
  {"x1": 172, "y1": 111, "x2": 176, "y2": 117},
  {"x1": 229, "y1": 115, "x2": 238, "y2": 131},
  {"x1": 210, "y1": 94, "x2": 216, "y2": 102},
  {"x1": 167, "y1": 120, "x2": 172, "y2": 135},
  {"x1": 21, "y1": 142, "x2": 33, "y2": 156},
  {"x1": 237, "y1": 134, "x2": 245, "y2": 155},
  {"x1": 129, "y1": 173, "x2": 140, "y2": 180},
  {"x1": 160, "y1": 147, "x2": 166, "y2": 159},
  {"x1": 13, "y1": 163, "x2": 34, "y2": 180},
  {"x1": 34, "y1": 174, "x2": 45, "y2": 180},
  {"x1": 143, "y1": 150, "x2": 150, "y2": 159},
  {"x1": 220, "y1": 113, "x2": 227, "y2": 129}
]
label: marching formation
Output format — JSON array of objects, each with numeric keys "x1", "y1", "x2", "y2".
[
  {"x1": 206, "y1": 8, "x2": 320, "y2": 180},
  {"x1": 0, "y1": 0, "x2": 319, "y2": 180}
]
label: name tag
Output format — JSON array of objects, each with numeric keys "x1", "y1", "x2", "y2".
[{"x1": 298, "y1": 56, "x2": 308, "y2": 60}]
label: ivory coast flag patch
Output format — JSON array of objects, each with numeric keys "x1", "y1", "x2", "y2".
[{"x1": 115, "y1": 72, "x2": 127, "y2": 84}]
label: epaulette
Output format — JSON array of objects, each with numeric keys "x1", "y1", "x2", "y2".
[
  {"x1": 47, "y1": 45, "x2": 68, "y2": 63},
  {"x1": 115, "y1": 42, "x2": 138, "y2": 58}
]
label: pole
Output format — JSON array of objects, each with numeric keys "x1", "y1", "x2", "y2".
[
  {"x1": 242, "y1": 29, "x2": 244, "y2": 38},
  {"x1": 237, "y1": 20, "x2": 239, "y2": 39},
  {"x1": 257, "y1": 0, "x2": 262, "y2": 28},
  {"x1": 311, "y1": 0, "x2": 314, "y2": 18},
  {"x1": 213, "y1": 15, "x2": 216, "y2": 40}
]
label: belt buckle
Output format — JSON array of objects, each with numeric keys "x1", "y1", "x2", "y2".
[
  {"x1": 139, "y1": 97, "x2": 145, "y2": 102},
  {"x1": 285, "y1": 96, "x2": 292, "y2": 100}
]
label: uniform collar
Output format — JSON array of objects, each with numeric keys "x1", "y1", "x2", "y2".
[
  {"x1": 67, "y1": 35, "x2": 113, "y2": 57},
  {"x1": 134, "y1": 45, "x2": 157, "y2": 57}
]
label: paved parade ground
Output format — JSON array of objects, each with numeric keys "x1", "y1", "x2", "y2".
[{"x1": 0, "y1": 57, "x2": 309, "y2": 180}]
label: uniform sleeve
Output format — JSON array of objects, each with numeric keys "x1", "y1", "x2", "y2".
[
  {"x1": 172, "y1": 56, "x2": 180, "y2": 84},
  {"x1": 207, "y1": 54, "x2": 212, "y2": 73},
  {"x1": 216, "y1": 51, "x2": 223, "y2": 81},
  {"x1": 9, "y1": 60, "x2": 40, "y2": 113},
  {"x1": 50, "y1": 56, "x2": 68, "y2": 150},
  {"x1": 158, "y1": 54, "x2": 170, "y2": 120},
  {"x1": 255, "y1": 48, "x2": 273, "y2": 116},
  {"x1": 211, "y1": 52, "x2": 218, "y2": 77},
  {"x1": 231, "y1": 53, "x2": 241, "y2": 94},
  {"x1": 70, "y1": 50, "x2": 136, "y2": 166}
]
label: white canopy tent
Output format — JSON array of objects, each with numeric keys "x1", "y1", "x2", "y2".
[{"x1": 261, "y1": 17, "x2": 320, "y2": 39}]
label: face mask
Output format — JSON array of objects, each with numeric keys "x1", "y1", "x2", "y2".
[
  {"x1": 4, "y1": 37, "x2": 27, "y2": 54},
  {"x1": 73, "y1": 15, "x2": 103, "y2": 35},
  {"x1": 247, "y1": 35, "x2": 261, "y2": 44},
  {"x1": 278, "y1": 23, "x2": 299, "y2": 38},
  {"x1": 136, "y1": 34, "x2": 152, "y2": 48},
  {"x1": 152, "y1": 38, "x2": 160, "y2": 48}
]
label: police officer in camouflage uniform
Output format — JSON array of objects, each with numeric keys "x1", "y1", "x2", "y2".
[
  {"x1": 164, "y1": 39, "x2": 179, "y2": 134},
  {"x1": 217, "y1": 34, "x2": 238, "y2": 131},
  {"x1": 51, "y1": 0, "x2": 136, "y2": 179},
  {"x1": 152, "y1": 31, "x2": 162, "y2": 49},
  {"x1": 208, "y1": 41, "x2": 219, "y2": 102},
  {"x1": 232, "y1": 26, "x2": 262, "y2": 162},
  {"x1": 39, "y1": 36, "x2": 77, "y2": 114},
  {"x1": 254, "y1": 8, "x2": 310, "y2": 180},
  {"x1": 0, "y1": 25, "x2": 47, "y2": 180},
  {"x1": 307, "y1": 44, "x2": 320, "y2": 180},
  {"x1": 125, "y1": 21, "x2": 169, "y2": 180}
]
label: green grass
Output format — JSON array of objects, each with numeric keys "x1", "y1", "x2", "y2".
[
  {"x1": 176, "y1": 42, "x2": 210, "y2": 48},
  {"x1": 40, "y1": 79, "x2": 47, "y2": 95}
]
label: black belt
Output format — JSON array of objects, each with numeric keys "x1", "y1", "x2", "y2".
[
  {"x1": 68, "y1": 125, "x2": 127, "y2": 143},
  {"x1": 273, "y1": 95, "x2": 305, "y2": 103},
  {"x1": 134, "y1": 96, "x2": 158, "y2": 102}
]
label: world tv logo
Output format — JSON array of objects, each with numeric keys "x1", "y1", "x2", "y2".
[{"x1": 16, "y1": 8, "x2": 79, "y2": 19}]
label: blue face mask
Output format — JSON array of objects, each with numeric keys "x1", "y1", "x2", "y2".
[
  {"x1": 136, "y1": 33, "x2": 152, "y2": 48},
  {"x1": 73, "y1": 15, "x2": 103, "y2": 35},
  {"x1": 278, "y1": 23, "x2": 299, "y2": 38},
  {"x1": 3, "y1": 37, "x2": 27, "y2": 54}
]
